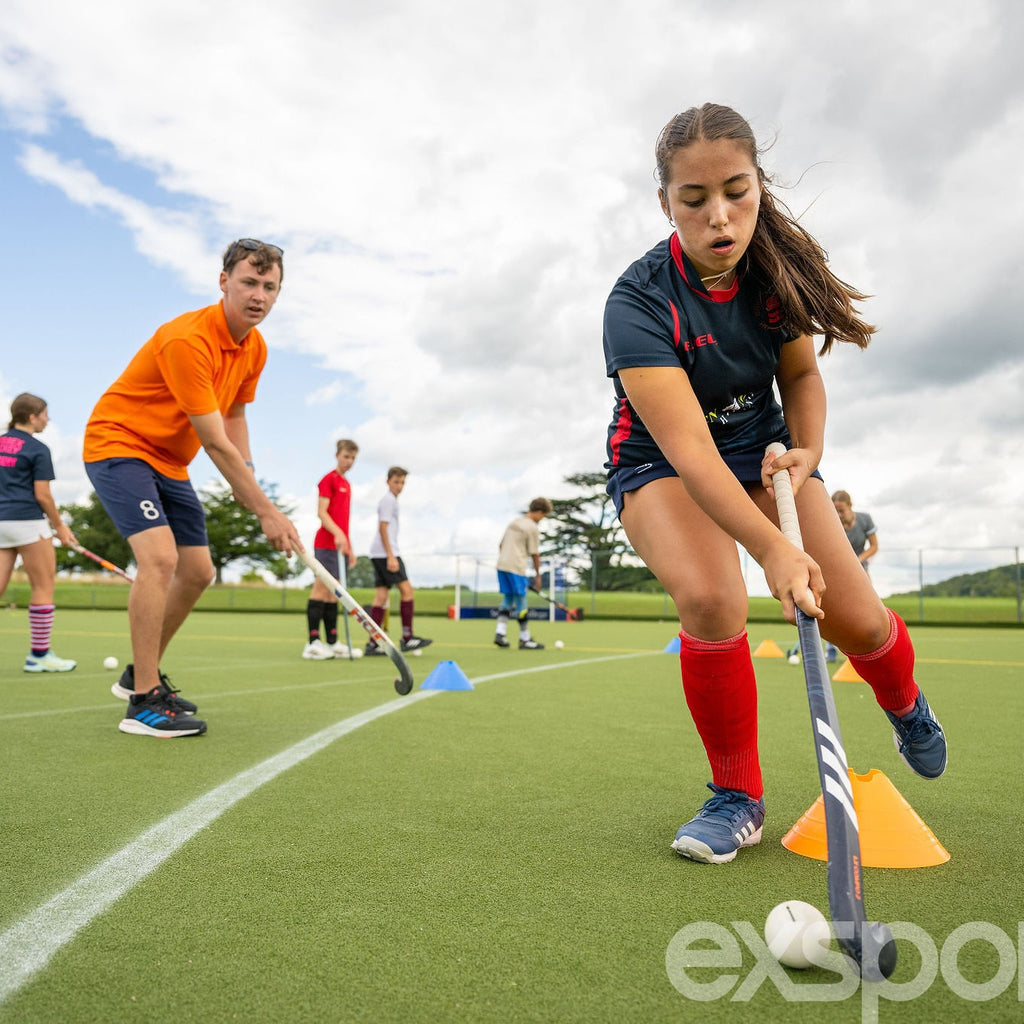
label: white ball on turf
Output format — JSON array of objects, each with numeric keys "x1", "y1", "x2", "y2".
[
  {"x1": 103, "y1": 656, "x2": 119, "y2": 671},
  {"x1": 350, "y1": 647, "x2": 364, "y2": 659},
  {"x1": 764, "y1": 900, "x2": 831, "y2": 969},
  {"x1": 554, "y1": 640, "x2": 564, "y2": 649},
  {"x1": 411, "y1": 649, "x2": 422, "y2": 657},
  {"x1": 787, "y1": 654, "x2": 800, "y2": 665}
]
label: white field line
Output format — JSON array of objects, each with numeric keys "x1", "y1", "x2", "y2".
[{"x1": 0, "y1": 651, "x2": 652, "y2": 1004}]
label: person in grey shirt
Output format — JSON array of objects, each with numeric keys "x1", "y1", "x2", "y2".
[
  {"x1": 831, "y1": 490, "x2": 878, "y2": 569},
  {"x1": 789, "y1": 490, "x2": 878, "y2": 663}
]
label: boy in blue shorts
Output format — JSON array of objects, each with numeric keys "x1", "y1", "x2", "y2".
[
  {"x1": 83, "y1": 239, "x2": 302, "y2": 738},
  {"x1": 494, "y1": 497, "x2": 552, "y2": 650}
]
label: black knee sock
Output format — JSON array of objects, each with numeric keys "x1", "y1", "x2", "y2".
[
  {"x1": 323, "y1": 603, "x2": 339, "y2": 644},
  {"x1": 306, "y1": 599, "x2": 325, "y2": 641}
]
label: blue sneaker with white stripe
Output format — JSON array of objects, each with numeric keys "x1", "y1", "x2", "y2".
[
  {"x1": 884, "y1": 691, "x2": 946, "y2": 778},
  {"x1": 119, "y1": 686, "x2": 207, "y2": 738},
  {"x1": 670, "y1": 783, "x2": 765, "y2": 864}
]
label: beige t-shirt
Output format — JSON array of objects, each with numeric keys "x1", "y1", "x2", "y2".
[{"x1": 496, "y1": 515, "x2": 540, "y2": 575}]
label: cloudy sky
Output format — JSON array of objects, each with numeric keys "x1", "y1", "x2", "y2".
[{"x1": 2, "y1": 0, "x2": 1022, "y2": 598}]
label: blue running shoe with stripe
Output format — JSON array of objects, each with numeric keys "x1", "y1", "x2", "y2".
[
  {"x1": 119, "y1": 686, "x2": 207, "y2": 737},
  {"x1": 671, "y1": 783, "x2": 765, "y2": 864},
  {"x1": 884, "y1": 691, "x2": 947, "y2": 778}
]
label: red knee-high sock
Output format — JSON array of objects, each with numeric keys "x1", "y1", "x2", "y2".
[
  {"x1": 847, "y1": 608, "x2": 919, "y2": 714},
  {"x1": 678, "y1": 629, "x2": 762, "y2": 801}
]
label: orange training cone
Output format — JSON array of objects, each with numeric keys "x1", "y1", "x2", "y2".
[
  {"x1": 832, "y1": 658, "x2": 865, "y2": 682},
  {"x1": 753, "y1": 639, "x2": 786, "y2": 658},
  {"x1": 782, "y1": 768, "x2": 949, "y2": 868}
]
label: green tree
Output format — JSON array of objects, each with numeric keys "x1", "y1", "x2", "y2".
[
  {"x1": 345, "y1": 555, "x2": 376, "y2": 589},
  {"x1": 544, "y1": 471, "x2": 657, "y2": 591},
  {"x1": 200, "y1": 479, "x2": 297, "y2": 584},
  {"x1": 57, "y1": 492, "x2": 133, "y2": 575}
]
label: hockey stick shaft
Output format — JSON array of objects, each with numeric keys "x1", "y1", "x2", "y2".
[
  {"x1": 766, "y1": 443, "x2": 867, "y2": 967},
  {"x1": 298, "y1": 549, "x2": 413, "y2": 695},
  {"x1": 72, "y1": 543, "x2": 134, "y2": 583},
  {"x1": 339, "y1": 560, "x2": 354, "y2": 660},
  {"x1": 527, "y1": 585, "x2": 578, "y2": 620}
]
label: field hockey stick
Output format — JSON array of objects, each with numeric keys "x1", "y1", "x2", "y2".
[
  {"x1": 339, "y1": 559, "x2": 354, "y2": 660},
  {"x1": 298, "y1": 549, "x2": 413, "y2": 695},
  {"x1": 71, "y1": 543, "x2": 134, "y2": 583},
  {"x1": 766, "y1": 443, "x2": 895, "y2": 981},
  {"x1": 527, "y1": 585, "x2": 579, "y2": 620}
]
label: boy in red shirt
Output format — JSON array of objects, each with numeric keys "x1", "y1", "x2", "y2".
[{"x1": 303, "y1": 439, "x2": 359, "y2": 659}]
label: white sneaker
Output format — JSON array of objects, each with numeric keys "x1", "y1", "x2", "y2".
[
  {"x1": 302, "y1": 639, "x2": 334, "y2": 660},
  {"x1": 330, "y1": 642, "x2": 351, "y2": 657},
  {"x1": 24, "y1": 650, "x2": 77, "y2": 673}
]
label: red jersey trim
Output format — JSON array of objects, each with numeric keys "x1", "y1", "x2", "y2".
[
  {"x1": 608, "y1": 397, "x2": 633, "y2": 467},
  {"x1": 669, "y1": 233, "x2": 740, "y2": 303}
]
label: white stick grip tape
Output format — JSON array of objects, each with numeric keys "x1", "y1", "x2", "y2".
[{"x1": 765, "y1": 442, "x2": 803, "y2": 550}]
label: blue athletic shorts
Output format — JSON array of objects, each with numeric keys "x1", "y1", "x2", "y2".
[
  {"x1": 85, "y1": 457, "x2": 208, "y2": 545},
  {"x1": 371, "y1": 556, "x2": 408, "y2": 588},
  {"x1": 314, "y1": 547, "x2": 341, "y2": 582},
  {"x1": 497, "y1": 571, "x2": 529, "y2": 597},
  {"x1": 607, "y1": 454, "x2": 823, "y2": 517}
]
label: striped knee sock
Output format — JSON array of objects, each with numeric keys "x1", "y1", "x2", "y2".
[{"x1": 29, "y1": 603, "x2": 55, "y2": 655}]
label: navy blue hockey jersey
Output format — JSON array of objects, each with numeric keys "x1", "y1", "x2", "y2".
[{"x1": 604, "y1": 234, "x2": 797, "y2": 471}]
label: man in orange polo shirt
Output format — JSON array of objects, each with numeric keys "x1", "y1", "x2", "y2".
[{"x1": 84, "y1": 239, "x2": 301, "y2": 738}]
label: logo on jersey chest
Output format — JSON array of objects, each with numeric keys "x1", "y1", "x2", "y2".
[
  {"x1": 759, "y1": 296, "x2": 783, "y2": 329},
  {"x1": 679, "y1": 332, "x2": 720, "y2": 353}
]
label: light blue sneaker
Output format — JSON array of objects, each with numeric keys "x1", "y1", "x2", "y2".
[
  {"x1": 884, "y1": 691, "x2": 947, "y2": 779},
  {"x1": 24, "y1": 651, "x2": 76, "y2": 673},
  {"x1": 670, "y1": 783, "x2": 765, "y2": 864}
]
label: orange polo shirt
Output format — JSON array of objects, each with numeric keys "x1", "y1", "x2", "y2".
[{"x1": 83, "y1": 302, "x2": 267, "y2": 480}]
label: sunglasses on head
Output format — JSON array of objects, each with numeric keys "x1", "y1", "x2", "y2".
[{"x1": 224, "y1": 238, "x2": 284, "y2": 267}]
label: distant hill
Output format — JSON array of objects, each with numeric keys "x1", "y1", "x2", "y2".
[{"x1": 891, "y1": 563, "x2": 1021, "y2": 598}]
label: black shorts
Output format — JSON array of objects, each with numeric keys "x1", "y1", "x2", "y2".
[
  {"x1": 372, "y1": 556, "x2": 408, "y2": 588},
  {"x1": 607, "y1": 454, "x2": 823, "y2": 517}
]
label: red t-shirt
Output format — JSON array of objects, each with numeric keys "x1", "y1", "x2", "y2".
[{"x1": 313, "y1": 471, "x2": 352, "y2": 549}]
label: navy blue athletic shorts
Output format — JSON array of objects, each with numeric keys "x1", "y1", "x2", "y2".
[
  {"x1": 314, "y1": 547, "x2": 342, "y2": 582},
  {"x1": 607, "y1": 454, "x2": 823, "y2": 517},
  {"x1": 371, "y1": 556, "x2": 409, "y2": 588},
  {"x1": 85, "y1": 457, "x2": 208, "y2": 545}
]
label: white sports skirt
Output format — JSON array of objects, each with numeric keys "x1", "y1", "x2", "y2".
[{"x1": 0, "y1": 519, "x2": 51, "y2": 548}]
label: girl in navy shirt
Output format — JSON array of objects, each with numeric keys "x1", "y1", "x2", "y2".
[
  {"x1": 603, "y1": 103, "x2": 946, "y2": 864},
  {"x1": 0, "y1": 393, "x2": 78, "y2": 672}
]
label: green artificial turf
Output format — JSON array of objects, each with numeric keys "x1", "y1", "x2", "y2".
[{"x1": 1, "y1": 610, "x2": 1022, "y2": 1023}]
